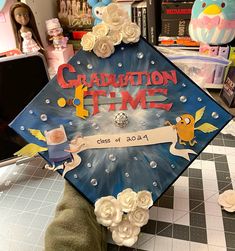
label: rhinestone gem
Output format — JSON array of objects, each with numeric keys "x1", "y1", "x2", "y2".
[
  {"x1": 151, "y1": 60, "x2": 155, "y2": 65},
  {"x1": 45, "y1": 99, "x2": 50, "y2": 104},
  {"x1": 91, "y1": 179, "x2": 98, "y2": 186},
  {"x1": 125, "y1": 172, "x2": 130, "y2": 177},
  {"x1": 40, "y1": 114, "x2": 48, "y2": 121},
  {"x1": 105, "y1": 169, "x2": 110, "y2": 173},
  {"x1": 87, "y1": 163, "x2": 92, "y2": 168},
  {"x1": 156, "y1": 113, "x2": 160, "y2": 118},
  {"x1": 74, "y1": 174, "x2": 78, "y2": 179},
  {"x1": 92, "y1": 122, "x2": 99, "y2": 130},
  {"x1": 77, "y1": 61, "x2": 81, "y2": 65},
  {"x1": 197, "y1": 97, "x2": 202, "y2": 102},
  {"x1": 20, "y1": 126, "x2": 25, "y2": 131},
  {"x1": 118, "y1": 62, "x2": 122, "y2": 67},
  {"x1": 114, "y1": 112, "x2": 129, "y2": 128},
  {"x1": 150, "y1": 161, "x2": 157, "y2": 169},
  {"x1": 69, "y1": 121, "x2": 73, "y2": 126},
  {"x1": 153, "y1": 181, "x2": 158, "y2": 187},
  {"x1": 182, "y1": 83, "x2": 187, "y2": 87},
  {"x1": 121, "y1": 47, "x2": 125, "y2": 50},
  {"x1": 171, "y1": 164, "x2": 175, "y2": 169},
  {"x1": 87, "y1": 64, "x2": 93, "y2": 70},
  {"x1": 29, "y1": 110, "x2": 34, "y2": 114},
  {"x1": 180, "y1": 96, "x2": 187, "y2": 103},
  {"x1": 133, "y1": 157, "x2": 138, "y2": 160},
  {"x1": 212, "y1": 112, "x2": 219, "y2": 119},
  {"x1": 137, "y1": 52, "x2": 144, "y2": 59},
  {"x1": 109, "y1": 154, "x2": 116, "y2": 162}
]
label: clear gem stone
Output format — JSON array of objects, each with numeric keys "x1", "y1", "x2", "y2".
[
  {"x1": 91, "y1": 179, "x2": 98, "y2": 186},
  {"x1": 109, "y1": 154, "x2": 116, "y2": 162},
  {"x1": 87, "y1": 163, "x2": 92, "y2": 168},
  {"x1": 153, "y1": 181, "x2": 158, "y2": 187},
  {"x1": 87, "y1": 64, "x2": 93, "y2": 70},
  {"x1": 180, "y1": 96, "x2": 187, "y2": 103},
  {"x1": 150, "y1": 161, "x2": 157, "y2": 168},
  {"x1": 137, "y1": 52, "x2": 144, "y2": 59},
  {"x1": 197, "y1": 97, "x2": 202, "y2": 102},
  {"x1": 40, "y1": 114, "x2": 48, "y2": 121},
  {"x1": 125, "y1": 172, "x2": 130, "y2": 177},
  {"x1": 45, "y1": 99, "x2": 50, "y2": 104},
  {"x1": 118, "y1": 62, "x2": 122, "y2": 67},
  {"x1": 212, "y1": 112, "x2": 219, "y2": 119},
  {"x1": 74, "y1": 174, "x2": 78, "y2": 179},
  {"x1": 20, "y1": 126, "x2": 25, "y2": 131}
]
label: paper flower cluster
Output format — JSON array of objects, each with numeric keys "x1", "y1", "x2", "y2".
[
  {"x1": 81, "y1": 3, "x2": 141, "y2": 58},
  {"x1": 94, "y1": 188, "x2": 153, "y2": 247},
  {"x1": 218, "y1": 189, "x2": 235, "y2": 213}
]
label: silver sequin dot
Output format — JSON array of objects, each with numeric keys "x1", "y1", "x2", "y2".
[
  {"x1": 133, "y1": 157, "x2": 138, "y2": 160},
  {"x1": 121, "y1": 47, "x2": 125, "y2": 50},
  {"x1": 45, "y1": 99, "x2": 51, "y2": 104},
  {"x1": 153, "y1": 181, "x2": 158, "y2": 187},
  {"x1": 137, "y1": 52, "x2": 144, "y2": 59},
  {"x1": 87, "y1": 64, "x2": 93, "y2": 70},
  {"x1": 20, "y1": 126, "x2": 25, "y2": 131},
  {"x1": 74, "y1": 174, "x2": 78, "y2": 179},
  {"x1": 197, "y1": 97, "x2": 202, "y2": 102},
  {"x1": 91, "y1": 179, "x2": 98, "y2": 186},
  {"x1": 69, "y1": 121, "x2": 73, "y2": 126},
  {"x1": 150, "y1": 161, "x2": 157, "y2": 169},
  {"x1": 156, "y1": 113, "x2": 161, "y2": 118},
  {"x1": 29, "y1": 110, "x2": 34, "y2": 114},
  {"x1": 182, "y1": 83, "x2": 187, "y2": 87},
  {"x1": 77, "y1": 61, "x2": 81, "y2": 65},
  {"x1": 114, "y1": 112, "x2": 129, "y2": 128},
  {"x1": 87, "y1": 163, "x2": 92, "y2": 168},
  {"x1": 92, "y1": 122, "x2": 99, "y2": 130},
  {"x1": 151, "y1": 60, "x2": 155, "y2": 65},
  {"x1": 125, "y1": 172, "x2": 130, "y2": 177},
  {"x1": 40, "y1": 114, "x2": 48, "y2": 121},
  {"x1": 180, "y1": 96, "x2": 187, "y2": 103},
  {"x1": 109, "y1": 154, "x2": 116, "y2": 162},
  {"x1": 118, "y1": 62, "x2": 123, "y2": 67},
  {"x1": 171, "y1": 164, "x2": 175, "y2": 169},
  {"x1": 105, "y1": 168, "x2": 110, "y2": 174},
  {"x1": 212, "y1": 112, "x2": 219, "y2": 119}
]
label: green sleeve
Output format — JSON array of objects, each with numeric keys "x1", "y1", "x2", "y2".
[{"x1": 44, "y1": 181, "x2": 107, "y2": 251}]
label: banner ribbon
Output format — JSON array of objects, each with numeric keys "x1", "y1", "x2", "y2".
[{"x1": 69, "y1": 126, "x2": 197, "y2": 161}]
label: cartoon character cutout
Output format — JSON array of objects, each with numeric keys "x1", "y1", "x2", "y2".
[
  {"x1": 87, "y1": 0, "x2": 111, "y2": 25},
  {"x1": 165, "y1": 107, "x2": 218, "y2": 146},
  {"x1": 44, "y1": 125, "x2": 72, "y2": 164}
]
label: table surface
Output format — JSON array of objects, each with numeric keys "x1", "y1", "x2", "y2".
[{"x1": 0, "y1": 123, "x2": 235, "y2": 251}]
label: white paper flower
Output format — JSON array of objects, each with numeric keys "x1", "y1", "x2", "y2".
[
  {"x1": 128, "y1": 207, "x2": 149, "y2": 227},
  {"x1": 94, "y1": 196, "x2": 123, "y2": 227},
  {"x1": 108, "y1": 30, "x2": 123, "y2": 45},
  {"x1": 102, "y1": 3, "x2": 129, "y2": 31},
  {"x1": 93, "y1": 36, "x2": 115, "y2": 58},
  {"x1": 81, "y1": 32, "x2": 96, "y2": 51},
  {"x1": 121, "y1": 21, "x2": 141, "y2": 44},
  {"x1": 218, "y1": 190, "x2": 235, "y2": 212},
  {"x1": 92, "y1": 23, "x2": 109, "y2": 38},
  {"x1": 117, "y1": 188, "x2": 137, "y2": 213},
  {"x1": 136, "y1": 190, "x2": 153, "y2": 210},
  {"x1": 110, "y1": 217, "x2": 140, "y2": 247}
]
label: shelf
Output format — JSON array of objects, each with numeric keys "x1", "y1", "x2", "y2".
[{"x1": 205, "y1": 84, "x2": 223, "y2": 89}]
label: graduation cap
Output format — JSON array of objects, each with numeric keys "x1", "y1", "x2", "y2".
[{"x1": 10, "y1": 3, "x2": 233, "y2": 247}]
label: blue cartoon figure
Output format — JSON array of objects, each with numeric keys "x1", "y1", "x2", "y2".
[
  {"x1": 189, "y1": 0, "x2": 235, "y2": 45},
  {"x1": 87, "y1": 0, "x2": 111, "y2": 25}
]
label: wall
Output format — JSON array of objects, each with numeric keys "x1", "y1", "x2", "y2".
[{"x1": 0, "y1": 0, "x2": 17, "y2": 53}]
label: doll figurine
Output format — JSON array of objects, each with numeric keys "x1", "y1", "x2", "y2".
[
  {"x1": 46, "y1": 18, "x2": 68, "y2": 50},
  {"x1": 10, "y1": 2, "x2": 44, "y2": 54}
]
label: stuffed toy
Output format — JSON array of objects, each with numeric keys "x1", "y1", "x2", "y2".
[
  {"x1": 87, "y1": 0, "x2": 111, "y2": 25},
  {"x1": 189, "y1": 0, "x2": 235, "y2": 45}
]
